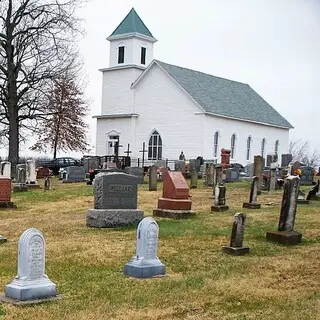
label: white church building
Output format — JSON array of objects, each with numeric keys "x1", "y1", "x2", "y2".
[{"x1": 94, "y1": 8, "x2": 293, "y2": 165}]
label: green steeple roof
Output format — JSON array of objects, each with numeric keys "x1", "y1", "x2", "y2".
[{"x1": 108, "y1": 8, "x2": 155, "y2": 40}]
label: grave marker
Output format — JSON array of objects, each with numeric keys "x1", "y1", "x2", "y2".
[
  {"x1": 243, "y1": 176, "x2": 261, "y2": 209},
  {"x1": 253, "y1": 156, "x2": 263, "y2": 194},
  {"x1": 0, "y1": 178, "x2": 16, "y2": 208},
  {"x1": 86, "y1": 172, "x2": 144, "y2": 228},
  {"x1": 190, "y1": 170, "x2": 198, "y2": 189},
  {"x1": 124, "y1": 217, "x2": 166, "y2": 278},
  {"x1": 211, "y1": 184, "x2": 229, "y2": 212},
  {"x1": 2, "y1": 228, "x2": 58, "y2": 303},
  {"x1": 266, "y1": 176, "x2": 302, "y2": 245},
  {"x1": 222, "y1": 213, "x2": 250, "y2": 255},
  {"x1": 149, "y1": 165, "x2": 158, "y2": 191},
  {"x1": 153, "y1": 170, "x2": 195, "y2": 219}
]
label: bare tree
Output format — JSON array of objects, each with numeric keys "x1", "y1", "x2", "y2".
[
  {"x1": 30, "y1": 68, "x2": 89, "y2": 158},
  {"x1": 0, "y1": 0, "x2": 84, "y2": 171},
  {"x1": 289, "y1": 139, "x2": 320, "y2": 168}
]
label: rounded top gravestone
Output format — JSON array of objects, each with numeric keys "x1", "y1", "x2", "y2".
[
  {"x1": 136, "y1": 217, "x2": 159, "y2": 260},
  {"x1": 18, "y1": 228, "x2": 45, "y2": 280}
]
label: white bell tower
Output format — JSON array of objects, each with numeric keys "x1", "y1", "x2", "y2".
[{"x1": 107, "y1": 8, "x2": 157, "y2": 68}]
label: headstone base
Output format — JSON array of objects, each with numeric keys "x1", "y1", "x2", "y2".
[
  {"x1": 124, "y1": 258, "x2": 166, "y2": 278},
  {"x1": 221, "y1": 246, "x2": 250, "y2": 256},
  {"x1": 153, "y1": 209, "x2": 195, "y2": 219},
  {"x1": 25, "y1": 183, "x2": 40, "y2": 189},
  {"x1": 307, "y1": 195, "x2": 320, "y2": 201},
  {"x1": 4, "y1": 278, "x2": 57, "y2": 301},
  {"x1": 62, "y1": 179, "x2": 86, "y2": 183},
  {"x1": 13, "y1": 184, "x2": 28, "y2": 192},
  {"x1": 158, "y1": 197, "x2": 192, "y2": 210},
  {"x1": 297, "y1": 199, "x2": 309, "y2": 204},
  {"x1": 190, "y1": 185, "x2": 197, "y2": 189},
  {"x1": 0, "y1": 202, "x2": 16, "y2": 209},
  {"x1": 0, "y1": 294, "x2": 63, "y2": 306},
  {"x1": 0, "y1": 235, "x2": 7, "y2": 243},
  {"x1": 242, "y1": 202, "x2": 261, "y2": 209},
  {"x1": 266, "y1": 230, "x2": 302, "y2": 245},
  {"x1": 86, "y1": 209, "x2": 144, "y2": 228},
  {"x1": 211, "y1": 205, "x2": 229, "y2": 212}
]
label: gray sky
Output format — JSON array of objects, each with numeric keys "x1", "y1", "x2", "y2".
[{"x1": 11, "y1": 0, "x2": 320, "y2": 158}]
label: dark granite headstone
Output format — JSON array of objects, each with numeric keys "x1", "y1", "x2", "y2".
[
  {"x1": 266, "y1": 175, "x2": 302, "y2": 245},
  {"x1": 125, "y1": 167, "x2": 144, "y2": 184},
  {"x1": 243, "y1": 176, "x2": 261, "y2": 209},
  {"x1": 222, "y1": 213, "x2": 250, "y2": 255},
  {"x1": 63, "y1": 166, "x2": 85, "y2": 183},
  {"x1": 281, "y1": 154, "x2": 293, "y2": 167}
]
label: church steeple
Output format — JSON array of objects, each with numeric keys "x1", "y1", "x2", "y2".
[{"x1": 107, "y1": 8, "x2": 156, "y2": 68}]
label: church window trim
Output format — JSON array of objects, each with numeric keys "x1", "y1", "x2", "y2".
[
  {"x1": 148, "y1": 130, "x2": 162, "y2": 160},
  {"x1": 230, "y1": 133, "x2": 236, "y2": 159},
  {"x1": 246, "y1": 136, "x2": 252, "y2": 161},
  {"x1": 214, "y1": 131, "x2": 219, "y2": 158},
  {"x1": 118, "y1": 45, "x2": 125, "y2": 64},
  {"x1": 261, "y1": 138, "x2": 266, "y2": 158}
]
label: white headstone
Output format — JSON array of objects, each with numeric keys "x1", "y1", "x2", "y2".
[
  {"x1": 1, "y1": 161, "x2": 11, "y2": 178},
  {"x1": 26, "y1": 160, "x2": 37, "y2": 183},
  {"x1": 124, "y1": 217, "x2": 165, "y2": 278},
  {"x1": 4, "y1": 228, "x2": 57, "y2": 301}
]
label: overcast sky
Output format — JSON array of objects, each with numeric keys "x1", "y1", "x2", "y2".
[{"x1": 13, "y1": 0, "x2": 320, "y2": 158}]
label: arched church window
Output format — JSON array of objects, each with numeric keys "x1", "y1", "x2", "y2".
[
  {"x1": 275, "y1": 140, "x2": 279, "y2": 155},
  {"x1": 261, "y1": 138, "x2": 266, "y2": 158},
  {"x1": 118, "y1": 46, "x2": 125, "y2": 64},
  {"x1": 246, "y1": 136, "x2": 252, "y2": 161},
  {"x1": 214, "y1": 131, "x2": 219, "y2": 157},
  {"x1": 148, "y1": 130, "x2": 162, "y2": 160},
  {"x1": 230, "y1": 134, "x2": 236, "y2": 159}
]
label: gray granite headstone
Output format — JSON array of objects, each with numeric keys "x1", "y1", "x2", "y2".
[
  {"x1": 63, "y1": 166, "x2": 85, "y2": 183},
  {"x1": 253, "y1": 156, "x2": 263, "y2": 193},
  {"x1": 174, "y1": 160, "x2": 185, "y2": 173},
  {"x1": 125, "y1": 167, "x2": 144, "y2": 184},
  {"x1": 189, "y1": 159, "x2": 201, "y2": 172},
  {"x1": 281, "y1": 154, "x2": 293, "y2": 167},
  {"x1": 13, "y1": 164, "x2": 28, "y2": 192},
  {"x1": 149, "y1": 165, "x2": 157, "y2": 191},
  {"x1": 190, "y1": 170, "x2": 198, "y2": 189},
  {"x1": 86, "y1": 172, "x2": 144, "y2": 228},
  {"x1": 3, "y1": 228, "x2": 57, "y2": 301},
  {"x1": 245, "y1": 163, "x2": 254, "y2": 177},
  {"x1": 268, "y1": 168, "x2": 277, "y2": 191},
  {"x1": 124, "y1": 217, "x2": 166, "y2": 278}
]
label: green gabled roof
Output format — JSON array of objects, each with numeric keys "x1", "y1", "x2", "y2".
[
  {"x1": 108, "y1": 8, "x2": 155, "y2": 40},
  {"x1": 155, "y1": 60, "x2": 293, "y2": 129}
]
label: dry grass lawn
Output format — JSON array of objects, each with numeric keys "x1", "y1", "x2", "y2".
[{"x1": 0, "y1": 178, "x2": 319, "y2": 320}]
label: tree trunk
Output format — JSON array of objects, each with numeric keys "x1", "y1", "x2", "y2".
[{"x1": 8, "y1": 111, "x2": 19, "y2": 175}]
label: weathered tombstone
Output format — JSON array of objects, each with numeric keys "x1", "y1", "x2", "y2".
[
  {"x1": 1, "y1": 228, "x2": 58, "y2": 304},
  {"x1": 245, "y1": 163, "x2": 254, "y2": 178},
  {"x1": 148, "y1": 165, "x2": 157, "y2": 191},
  {"x1": 0, "y1": 161, "x2": 11, "y2": 178},
  {"x1": 44, "y1": 177, "x2": 50, "y2": 191},
  {"x1": 266, "y1": 176, "x2": 302, "y2": 245},
  {"x1": 225, "y1": 168, "x2": 240, "y2": 182},
  {"x1": 212, "y1": 165, "x2": 223, "y2": 197},
  {"x1": 154, "y1": 160, "x2": 166, "y2": 168},
  {"x1": 243, "y1": 176, "x2": 261, "y2": 209},
  {"x1": 125, "y1": 167, "x2": 144, "y2": 184},
  {"x1": 26, "y1": 160, "x2": 39, "y2": 188},
  {"x1": 189, "y1": 159, "x2": 201, "y2": 173},
  {"x1": 281, "y1": 154, "x2": 293, "y2": 167},
  {"x1": 190, "y1": 170, "x2": 198, "y2": 189},
  {"x1": 13, "y1": 165, "x2": 28, "y2": 192},
  {"x1": 124, "y1": 217, "x2": 166, "y2": 278},
  {"x1": 297, "y1": 189, "x2": 309, "y2": 204},
  {"x1": 0, "y1": 178, "x2": 16, "y2": 208},
  {"x1": 86, "y1": 172, "x2": 144, "y2": 228},
  {"x1": 222, "y1": 213, "x2": 250, "y2": 255},
  {"x1": 268, "y1": 168, "x2": 277, "y2": 192},
  {"x1": 174, "y1": 160, "x2": 185, "y2": 173},
  {"x1": 211, "y1": 184, "x2": 229, "y2": 212},
  {"x1": 36, "y1": 167, "x2": 51, "y2": 179},
  {"x1": 300, "y1": 166, "x2": 314, "y2": 186},
  {"x1": 153, "y1": 170, "x2": 195, "y2": 219},
  {"x1": 0, "y1": 234, "x2": 7, "y2": 243},
  {"x1": 204, "y1": 163, "x2": 214, "y2": 187},
  {"x1": 306, "y1": 180, "x2": 320, "y2": 201},
  {"x1": 253, "y1": 156, "x2": 263, "y2": 194}
]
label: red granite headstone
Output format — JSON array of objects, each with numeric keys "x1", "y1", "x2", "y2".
[
  {"x1": 0, "y1": 178, "x2": 12, "y2": 202},
  {"x1": 36, "y1": 167, "x2": 51, "y2": 179},
  {"x1": 162, "y1": 171, "x2": 189, "y2": 199},
  {"x1": 221, "y1": 149, "x2": 231, "y2": 169}
]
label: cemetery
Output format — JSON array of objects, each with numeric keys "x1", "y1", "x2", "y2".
[{"x1": 0, "y1": 155, "x2": 319, "y2": 319}]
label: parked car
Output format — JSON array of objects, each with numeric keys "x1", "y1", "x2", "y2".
[{"x1": 37, "y1": 157, "x2": 82, "y2": 176}]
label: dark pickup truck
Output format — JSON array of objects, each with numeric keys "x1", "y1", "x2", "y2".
[{"x1": 36, "y1": 157, "x2": 82, "y2": 176}]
